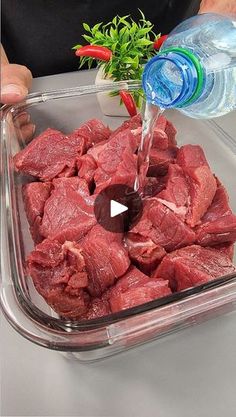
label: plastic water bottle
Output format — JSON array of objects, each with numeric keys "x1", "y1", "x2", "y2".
[{"x1": 142, "y1": 13, "x2": 236, "y2": 119}]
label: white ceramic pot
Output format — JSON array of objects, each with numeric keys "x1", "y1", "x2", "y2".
[{"x1": 95, "y1": 66, "x2": 130, "y2": 117}]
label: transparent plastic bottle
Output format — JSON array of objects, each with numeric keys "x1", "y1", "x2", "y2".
[{"x1": 142, "y1": 13, "x2": 236, "y2": 118}]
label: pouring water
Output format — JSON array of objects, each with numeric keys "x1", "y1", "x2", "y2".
[{"x1": 134, "y1": 102, "x2": 164, "y2": 193}]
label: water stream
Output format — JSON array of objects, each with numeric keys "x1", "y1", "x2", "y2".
[{"x1": 134, "y1": 103, "x2": 164, "y2": 194}]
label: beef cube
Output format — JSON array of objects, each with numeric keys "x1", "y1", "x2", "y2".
[
  {"x1": 110, "y1": 114, "x2": 142, "y2": 138},
  {"x1": 68, "y1": 119, "x2": 111, "y2": 150},
  {"x1": 40, "y1": 177, "x2": 96, "y2": 243},
  {"x1": 154, "y1": 245, "x2": 236, "y2": 292},
  {"x1": 82, "y1": 296, "x2": 111, "y2": 320},
  {"x1": 196, "y1": 183, "x2": 236, "y2": 246},
  {"x1": 125, "y1": 232, "x2": 166, "y2": 274},
  {"x1": 212, "y1": 243, "x2": 235, "y2": 261},
  {"x1": 77, "y1": 154, "x2": 97, "y2": 188},
  {"x1": 157, "y1": 164, "x2": 189, "y2": 220},
  {"x1": 176, "y1": 144, "x2": 210, "y2": 169},
  {"x1": 164, "y1": 118, "x2": 177, "y2": 146},
  {"x1": 108, "y1": 266, "x2": 171, "y2": 313},
  {"x1": 14, "y1": 128, "x2": 85, "y2": 181},
  {"x1": 158, "y1": 146, "x2": 217, "y2": 227},
  {"x1": 147, "y1": 147, "x2": 177, "y2": 177},
  {"x1": 81, "y1": 225, "x2": 130, "y2": 297},
  {"x1": 110, "y1": 266, "x2": 151, "y2": 295},
  {"x1": 143, "y1": 176, "x2": 167, "y2": 198},
  {"x1": 124, "y1": 115, "x2": 177, "y2": 151},
  {"x1": 152, "y1": 115, "x2": 177, "y2": 150},
  {"x1": 185, "y1": 165, "x2": 217, "y2": 227},
  {"x1": 92, "y1": 129, "x2": 138, "y2": 192},
  {"x1": 27, "y1": 239, "x2": 90, "y2": 318},
  {"x1": 22, "y1": 181, "x2": 52, "y2": 243},
  {"x1": 176, "y1": 145, "x2": 217, "y2": 226},
  {"x1": 131, "y1": 198, "x2": 196, "y2": 252}
]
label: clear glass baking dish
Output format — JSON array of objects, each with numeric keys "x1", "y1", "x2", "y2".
[{"x1": 1, "y1": 81, "x2": 236, "y2": 362}]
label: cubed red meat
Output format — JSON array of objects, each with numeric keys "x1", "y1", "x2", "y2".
[
  {"x1": 176, "y1": 144, "x2": 210, "y2": 169},
  {"x1": 68, "y1": 119, "x2": 111, "y2": 150},
  {"x1": 22, "y1": 181, "x2": 52, "y2": 243},
  {"x1": 152, "y1": 115, "x2": 177, "y2": 149},
  {"x1": 92, "y1": 129, "x2": 138, "y2": 192},
  {"x1": 110, "y1": 114, "x2": 142, "y2": 138},
  {"x1": 77, "y1": 154, "x2": 97, "y2": 188},
  {"x1": 147, "y1": 147, "x2": 178, "y2": 177},
  {"x1": 125, "y1": 232, "x2": 166, "y2": 274},
  {"x1": 40, "y1": 177, "x2": 96, "y2": 243},
  {"x1": 157, "y1": 164, "x2": 189, "y2": 220},
  {"x1": 212, "y1": 243, "x2": 235, "y2": 261},
  {"x1": 176, "y1": 145, "x2": 217, "y2": 226},
  {"x1": 82, "y1": 296, "x2": 111, "y2": 320},
  {"x1": 154, "y1": 245, "x2": 236, "y2": 292},
  {"x1": 27, "y1": 239, "x2": 90, "y2": 318},
  {"x1": 109, "y1": 266, "x2": 171, "y2": 312},
  {"x1": 196, "y1": 182, "x2": 236, "y2": 246},
  {"x1": 131, "y1": 198, "x2": 196, "y2": 252},
  {"x1": 14, "y1": 128, "x2": 85, "y2": 181},
  {"x1": 81, "y1": 225, "x2": 130, "y2": 297}
]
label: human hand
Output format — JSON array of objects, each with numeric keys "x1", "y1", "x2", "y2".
[
  {"x1": 1, "y1": 63, "x2": 33, "y2": 105},
  {"x1": 1, "y1": 45, "x2": 32, "y2": 105},
  {"x1": 199, "y1": 0, "x2": 236, "y2": 15}
]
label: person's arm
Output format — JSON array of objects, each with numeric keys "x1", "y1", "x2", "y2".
[
  {"x1": 1, "y1": 44, "x2": 32, "y2": 105},
  {"x1": 199, "y1": 0, "x2": 236, "y2": 14}
]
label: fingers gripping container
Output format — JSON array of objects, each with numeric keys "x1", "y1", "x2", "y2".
[{"x1": 1, "y1": 82, "x2": 236, "y2": 362}]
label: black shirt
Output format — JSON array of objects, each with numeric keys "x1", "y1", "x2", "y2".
[{"x1": 1, "y1": 0, "x2": 200, "y2": 77}]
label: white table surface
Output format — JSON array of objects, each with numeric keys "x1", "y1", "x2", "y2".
[{"x1": 1, "y1": 69, "x2": 236, "y2": 417}]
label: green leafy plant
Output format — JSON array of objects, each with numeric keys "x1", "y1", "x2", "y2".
[{"x1": 73, "y1": 10, "x2": 161, "y2": 111}]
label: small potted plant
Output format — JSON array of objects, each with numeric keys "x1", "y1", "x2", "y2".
[{"x1": 73, "y1": 10, "x2": 167, "y2": 117}]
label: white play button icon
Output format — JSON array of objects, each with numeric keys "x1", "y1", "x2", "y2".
[
  {"x1": 94, "y1": 184, "x2": 143, "y2": 233},
  {"x1": 110, "y1": 199, "x2": 128, "y2": 218}
]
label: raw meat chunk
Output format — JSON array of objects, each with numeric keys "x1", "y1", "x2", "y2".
[
  {"x1": 27, "y1": 239, "x2": 90, "y2": 318},
  {"x1": 110, "y1": 114, "x2": 142, "y2": 138},
  {"x1": 77, "y1": 154, "x2": 97, "y2": 188},
  {"x1": 176, "y1": 144, "x2": 210, "y2": 169},
  {"x1": 147, "y1": 147, "x2": 177, "y2": 177},
  {"x1": 157, "y1": 164, "x2": 189, "y2": 220},
  {"x1": 14, "y1": 128, "x2": 85, "y2": 181},
  {"x1": 109, "y1": 266, "x2": 171, "y2": 312},
  {"x1": 131, "y1": 198, "x2": 196, "y2": 252},
  {"x1": 115, "y1": 114, "x2": 177, "y2": 151},
  {"x1": 110, "y1": 266, "x2": 151, "y2": 294},
  {"x1": 40, "y1": 177, "x2": 96, "y2": 243},
  {"x1": 176, "y1": 145, "x2": 217, "y2": 226},
  {"x1": 196, "y1": 182, "x2": 236, "y2": 246},
  {"x1": 185, "y1": 165, "x2": 217, "y2": 227},
  {"x1": 143, "y1": 176, "x2": 167, "y2": 198},
  {"x1": 154, "y1": 245, "x2": 236, "y2": 292},
  {"x1": 93, "y1": 129, "x2": 138, "y2": 191},
  {"x1": 212, "y1": 243, "x2": 235, "y2": 261},
  {"x1": 68, "y1": 119, "x2": 111, "y2": 150},
  {"x1": 152, "y1": 115, "x2": 177, "y2": 149},
  {"x1": 81, "y1": 225, "x2": 130, "y2": 297},
  {"x1": 164, "y1": 118, "x2": 177, "y2": 146},
  {"x1": 22, "y1": 181, "x2": 52, "y2": 243},
  {"x1": 82, "y1": 297, "x2": 111, "y2": 320},
  {"x1": 125, "y1": 232, "x2": 166, "y2": 274}
]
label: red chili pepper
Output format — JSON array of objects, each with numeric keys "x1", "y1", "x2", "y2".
[
  {"x1": 153, "y1": 34, "x2": 168, "y2": 50},
  {"x1": 75, "y1": 45, "x2": 112, "y2": 61},
  {"x1": 119, "y1": 90, "x2": 137, "y2": 117}
]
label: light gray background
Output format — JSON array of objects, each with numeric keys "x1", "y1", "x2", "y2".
[{"x1": 1, "y1": 70, "x2": 236, "y2": 417}]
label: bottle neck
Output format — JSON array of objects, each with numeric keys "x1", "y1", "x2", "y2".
[{"x1": 142, "y1": 47, "x2": 204, "y2": 109}]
